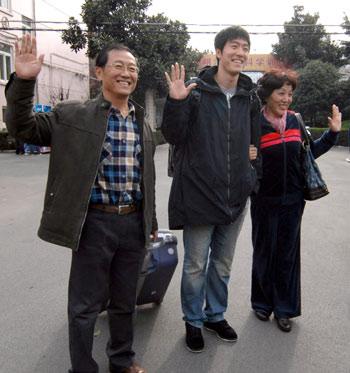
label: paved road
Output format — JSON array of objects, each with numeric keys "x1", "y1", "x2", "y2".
[{"x1": 0, "y1": 145, "x2": 349, "y2": 373}]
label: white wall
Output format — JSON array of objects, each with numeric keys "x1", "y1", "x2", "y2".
[
  {"x1": 38, "y1": 62, "x2": 89, "y2": 105},
  {"x1": 0, "y1": 0, "x2": 89, "y2": 129}
]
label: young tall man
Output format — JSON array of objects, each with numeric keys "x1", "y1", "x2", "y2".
[
  {"x1": 5, "y1": 35, "x2": 157, "y2": 373},
  {"x1": 161, "y1": 26, "x2": 260, "y2": 352}
]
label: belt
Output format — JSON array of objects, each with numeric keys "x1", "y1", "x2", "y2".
[{"x1": 89, "y1": 203, "x2": 138, "y2": 215}]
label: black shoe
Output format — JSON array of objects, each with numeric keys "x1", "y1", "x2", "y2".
[
  {"x1": 185, "y1": 322, "x2": 204, "y2": 353},
  {"x1": 275, "y1": 317, "x2": 292, "y2": 332},
  {"x1": 203, "y1": 319, "x2": 238, "y2": 342},
  {"x1": 254, "y1": 310, "x2": 270, "y2": 322}
]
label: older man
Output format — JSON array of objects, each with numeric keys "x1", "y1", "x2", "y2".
[{"x1": 5, "y1": 35, "x2": 157, "y2": 373}]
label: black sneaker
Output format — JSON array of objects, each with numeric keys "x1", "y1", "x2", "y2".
[
  {"x1": 185, "y1": 322, "x2": 204, "y2": 353},
  {"x1": 204, "y1": 319, "x2": 238, "y2": 342}
]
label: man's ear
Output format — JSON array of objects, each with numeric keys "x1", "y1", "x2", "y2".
[
  {"x1": 95, "y1": 66, "x2": 103, "y2": 81},
  {"x1": 215, "y1": 48, "x2": 222, "y2": 61}
]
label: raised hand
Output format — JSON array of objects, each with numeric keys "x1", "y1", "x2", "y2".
[
  {"x1": 15, "y1": 34, "x2": 44, "y2": 79},
  {"x1": 327, "y1": 104, "x2": 342, "y2": 132},
  {"x1": 165, "y1": 62, "x2": 197, "y2": 100}
]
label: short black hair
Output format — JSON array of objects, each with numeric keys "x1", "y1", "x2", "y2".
[
  {"x1": 95, "y1": 43, "x2": 137, "y2": 68},
  {"x1": 214, "y1": 26, "x2": 251, "y2": 51},
  {"x1": 257, "y1": 69, "x2": 298, "y2": 104}
]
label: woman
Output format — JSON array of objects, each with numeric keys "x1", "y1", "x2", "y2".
[{"x1": 251, "y1": 69, "x2": 342, "y2": 332}]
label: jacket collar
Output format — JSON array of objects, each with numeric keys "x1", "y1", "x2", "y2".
[
  {"x1": 95, "y1": 93, "x2": 144, "y2": 115},
  {"x1": 196, "y1": 65, "x2": 254, "y2": 95},
  {"x1": 93, "y1": 93, "x2": 145, "y2": 133}
]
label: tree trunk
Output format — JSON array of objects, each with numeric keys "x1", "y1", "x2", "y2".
[{"x1": 145, "y1": 88, "x2": 157, "y2": 131}]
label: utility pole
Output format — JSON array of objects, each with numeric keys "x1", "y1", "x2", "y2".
[
  {"x1": 346, "y1": 128, "x2": 350, "y2": 162},
  {"x1": 32, "y1": 0, "x2": 39, "y2": 104}
]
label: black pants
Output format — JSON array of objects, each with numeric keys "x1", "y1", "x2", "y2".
[
  {"x1": 251, "y1": 198, "x2": 305, "y2": 319},
  {"x1": 68, "y1": 208, "x2": 145, "y2": 373}
]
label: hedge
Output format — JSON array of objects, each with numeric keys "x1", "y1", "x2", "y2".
[
  {"x1": 309, "y1": 128, "x2": 349, "y2": 147},
  {"x1": 2, "y1": 128, "x2": 348, "y2": 151},
  {"x1": 153, "y1": 128, "x2": 350, "y2": 148}
]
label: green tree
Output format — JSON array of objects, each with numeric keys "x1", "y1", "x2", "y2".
[
  {"x1": 337, "y1": 78, "x2": 350, "y2": 120},
  {"x1": 62, "y1": 0, "x2": 151, "y2": 57},
  {"x1": 62, "y1": 0, "x2": 202, "y2": 112},
  {"x1": 292, "y1": 60, "x2": 340, "y2": 126},
  {"x1": 133, "y1": 13, "x2": 197, "y2": 96},
  {"x1": 341, "y1": 14, "x2": 350, "y2": 62},
  {"x1": 272, "y1": 5, "x2": 343, "y2": 69}
]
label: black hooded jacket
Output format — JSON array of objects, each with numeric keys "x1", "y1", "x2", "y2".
[{"x1": 161, "y1": 66, "x2": 261, "y2": 229}]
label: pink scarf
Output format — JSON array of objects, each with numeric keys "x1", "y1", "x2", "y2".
[{"x1": 262, "y1": 106, "x2": 287, "y2": 134}]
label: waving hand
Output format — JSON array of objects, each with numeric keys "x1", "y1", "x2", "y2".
[
  {"x1": 15, "y1": 34, "x2": 44, "y2": 79},
  {"x1": 165, "y1": 63, "x2": 197, "y2": 100},
  {"x1": 327, "y1": 104, "x2": 342, "y2": 132}
]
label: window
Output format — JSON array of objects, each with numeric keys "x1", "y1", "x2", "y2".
[
  {"x1": 0, "y1": 43, "x2": 12, "y2": 81},
  {"x1": 22, "y1": 15, "x2": 32, "y2": 35},
  {"x1": 0, "y1": 0, "x2": 10, "y2": 10}
]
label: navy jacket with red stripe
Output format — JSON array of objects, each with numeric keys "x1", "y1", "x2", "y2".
[{"x1": 256, "y1": 111, "x2": 338, "y2": 204}]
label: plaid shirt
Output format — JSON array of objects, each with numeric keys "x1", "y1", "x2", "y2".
[{"x1": 90, "y1": 104, "x2": 142, "y2": 205}]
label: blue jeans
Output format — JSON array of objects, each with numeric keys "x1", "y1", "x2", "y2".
[
  {"x1": 24, "y1": 143, "x2": 40, "y2": 154},
  {"x1": 181, "y1": 206, "x2": 247, "y2": 327}
]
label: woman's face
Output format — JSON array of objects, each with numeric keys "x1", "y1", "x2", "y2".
[{"x1": 266, "y1": 82, "x2": 293, "y2": 118}]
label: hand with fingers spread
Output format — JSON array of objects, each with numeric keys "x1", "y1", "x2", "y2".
[
  {"x1": 15, "y1": 34, "x2": 44, "y2": 80},
  {"x1": 165, "y1": 62, "x2": 197, "y2": 100},
  {"x1": 327, "y1": 104, "x2": 342, "y2": 133}
]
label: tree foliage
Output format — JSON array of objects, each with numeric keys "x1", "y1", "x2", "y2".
[
  {"x1": 292, "y1": 60, "x2": 340, "y2": 126},
  {"x1": 134, "y1": 13, "x2": 192, "y2": 95},
  {"x1": 341, "y1": 15, "x2": 350, "y2": 62},
  {"x1": 62, "y1": 0, "x2": 151, "y2": 57},
  {"x1": 272, "y1": 6, "x2": 343, "y2": 69},
  {"x1": 337, "y1": 78, "x2": 350, "y2": 120},
  {"x1": 61, "y1": 0, "x2": 202, "y2": 102}
]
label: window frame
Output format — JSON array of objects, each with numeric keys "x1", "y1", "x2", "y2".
[
  {"x1": 0, "y1": 0, "x2": 11, "y2": 11},
  {"x1": 0, "y1": 43, "x2": 12, "y2": 82},
  {"x1": 22, "y1": 15, "x2": 33, "y2": 36}
]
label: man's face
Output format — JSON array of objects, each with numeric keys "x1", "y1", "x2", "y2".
[
  {"x1": 95, "y1": 49, "x2": 138, "y2": 100},
  {"x1": 216, "y1": 38, "x2": 250, "y2": 76}
]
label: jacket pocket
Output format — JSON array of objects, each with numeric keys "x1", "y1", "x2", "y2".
[{"x1": 44, "y1": 176, "x2": 60, "y2": 212}]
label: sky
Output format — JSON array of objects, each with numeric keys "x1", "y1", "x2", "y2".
[
  {"x1": 147, "y1": 0, "x2": 350, "y2": 53},
  {"x1": 38, "y1": 0, "x2": 350, "y2": 54}
]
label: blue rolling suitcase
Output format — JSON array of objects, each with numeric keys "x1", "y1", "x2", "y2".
[{"x1": 136, "y1": 229, "x2": 178, "y2": 306}]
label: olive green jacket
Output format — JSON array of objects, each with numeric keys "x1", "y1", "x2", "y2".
[{"x1": 5, "y1": 74, "x2": 158, "y2": 250}]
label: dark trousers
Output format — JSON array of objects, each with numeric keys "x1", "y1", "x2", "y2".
[
  {"x1": 68, "y1": 208, "x2": 145, "y2": 373},
  {"x1": 251, "y1": 198, "x2": 305, "y2": 319}
]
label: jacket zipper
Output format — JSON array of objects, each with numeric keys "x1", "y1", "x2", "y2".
[
  {"x1": 75, "y1": 111, "x2": 109, "y2": 250},
  {"x1": 226, "y1": 95, "x2": 231, "y2": 208},
  {"x1": 281, "y1": 132, "x2": 287, "y2": 202}
]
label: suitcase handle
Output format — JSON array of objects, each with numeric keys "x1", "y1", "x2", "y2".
[
  {"x1": 141, "y1": 233, "x2": 178, "y2": 275},
  {"x1": 146, "y1": 246, "x2": 160, "y2": 274},
  {"x1": 150, "y1": 237, "x2": 163, "y2": 249},
  {"x1": 139, "y1": 237, "x2": 163, "y2": 275}
]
